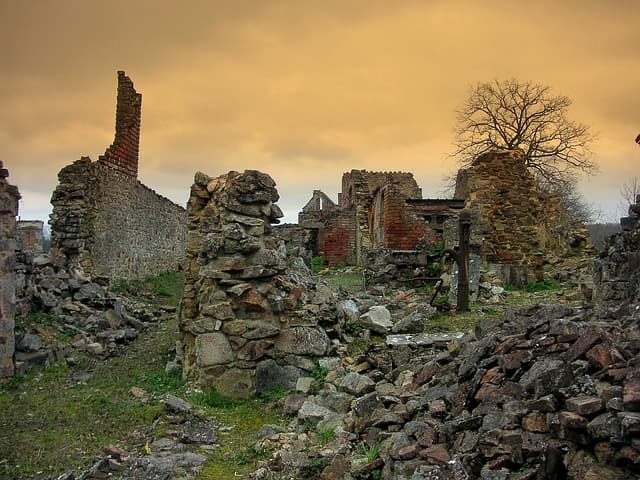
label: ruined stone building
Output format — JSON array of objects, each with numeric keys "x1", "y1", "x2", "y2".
[
  {"x1": 453, "y1": 149, "x2": 590, "y2": 265},
  {"x1": 50, "y1": 72, "x2": 186, "y2": 280},
  {"x1": 16, "y1": 220, "x2": 44, "y2": 253},
  {"x1": 289, "y1": 150, "x2": 589, "y2": 285},
  {"x1": 295, "y1": 170, "x2": 463, "y2": 266},
  {"x1": 0, "y1": 162, "x2": 20, "y2": 378}
]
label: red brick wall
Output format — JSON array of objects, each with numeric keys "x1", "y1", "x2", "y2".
[
  {"x1": 319, "y1": 209, "x2": 357, "y2": 266},
  {"x1": 98, "y1": 71, "x2": 141, "y2": 177},
  {"x1": 381, "y1": 189, "x2": 427, "y2": 250}
]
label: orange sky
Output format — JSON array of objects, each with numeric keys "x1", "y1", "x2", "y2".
[{"x1": 2, "y1": 0, "x2": 639, "y2": 224}]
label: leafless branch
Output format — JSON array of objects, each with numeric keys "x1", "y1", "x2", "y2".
[{"x1": 451, "y1": 79, "x2": 598, "y2": 185}]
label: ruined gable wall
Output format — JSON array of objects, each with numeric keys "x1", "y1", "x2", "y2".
[
  {"x1": 454, "y1": 149, "x2": 590, "y2": 265},
  {"x1": 89, "y1": 163, "x2": 186, "y2": 279},
  {"x1": 340, "y1": 170, "x2": 422, "y2": 263},
  {"x1": 50, "y1": 72, "x2": 186, "y2": 280},
  {"x1": 0, "y1": 162, "x2": 20, "y2": 377}
]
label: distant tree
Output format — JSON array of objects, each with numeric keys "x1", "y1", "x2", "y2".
[
  {"x1": 537, "y1": 173, "x2": 597, "y2": 224},
  {"x1": 452, "y1": 79, "x2": 597, "y2": 186},
  {"x1": 619, "y1": 176, "x2": 639, "y2": 214},
  {"x1": 587, "y1": 223, "x2": 622, "y2": 250}
]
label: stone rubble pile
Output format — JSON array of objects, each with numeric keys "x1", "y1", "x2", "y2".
[
  {"x1": 248, "y1": 303, "x2": 640, "y2": 480},
  {"x1": 14, "y1": 250, "x2": 169, "y2": 371}
]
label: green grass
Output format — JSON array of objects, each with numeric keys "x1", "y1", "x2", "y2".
[
  {"x1": 139, "y1": 368, "x2": 185, "y2": 395},
  {"x1": 316, "y1": 426, "x2": 337, "y2": 444},
  {"x1": 0, "y1": 317, "x2": 179, "y2": 479},
  {"x1": 258, "y1": 386, "x2": 289, "y2": 401},
  {"x1": 14, "y1": 309, "x2": 58, "y2": 334},
  {"x1": 113, "y1": 270, "x2": 185, "y2": 307},
  {"x1": 521, "y1": 279, "x2": 560, "y2": 292},
  {"x1": 1, "y1": 268, "x2": 287, "y2": 480},
  {"x1": 323, "y1": 270, "x2": 363, "y2": 290},
  {"x1": 1, "y1": 314, "x2": 285, "y2": 480},
  {"x1": 357, "y1": 440, "x2": 382, "y2": 463},
  {"x1": 191, "y1": 388, "x2": 244, "y2": 409},
  {"x1": 196, "y1": 395, "x2": 284, "y2": 479},
  {"x1": 311, "y1": 256, "x2": 326, "y2": 274},
  {"x1": 425, "y1": 311, "x2": 478, "y2": 333}
]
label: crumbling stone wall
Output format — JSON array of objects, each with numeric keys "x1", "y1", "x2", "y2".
[
  {"x1": 454, "y1": 149, "x2": 590, "y2": 266},
  {"x1": 295, "y1": 190, "x2": 358, "y2": 265},
  {"x1": 16, "y1": 220, "x2": 44, "y2": 253},
  {"x1": 594, "y1": 194, "x2": 640, "y2": 313},
  {"x1": 0, "y1": 162, "x2": 20, "y2": 377},
  {"x1": 295, "y1": 171, "x2": 433, "y2": 267},
  {"x1": 50, "y1": 72, "x2": 186, "y2": 280},
  {"x1": 377, "y1": 183, "x2": 430, "y2": 250},
  {"x1": 182, "y1": 170, "x2": 336, "y2": 398},
  {"x1": 342, "y1": 170, "x2": 422, "y2": 262}
]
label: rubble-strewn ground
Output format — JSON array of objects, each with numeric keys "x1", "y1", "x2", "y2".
[
  {"x1": 2, "y1": 253, "x2": 639, "y2": 480},
  {"x1": 1, "y1": 273, "x2": 285, "y2": 480}
]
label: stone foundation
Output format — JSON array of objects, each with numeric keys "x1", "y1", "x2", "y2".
[{"x1": 181, "y1": 170, "x2": 337, "y2": 398}]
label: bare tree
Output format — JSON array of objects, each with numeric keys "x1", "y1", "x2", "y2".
[
  {"x1": 619, "y1": 176, "x2": 639, "y2": 214},
  {"x1": 452, "y1": 79, "x2": 597, "y2": 185},
  {"x1": 537, "y1": 173, "x2": 596, "y2": 223}
]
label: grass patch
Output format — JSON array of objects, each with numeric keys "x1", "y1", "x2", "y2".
[
  {"x1": 357, "y1": 441, "x2": 382, "y2": 463},
  {"x1": 196, "y1": 396, "x2": 284, "y2": 480},
  {"x1": 323, "y1": 270, "x2": 363, "y2": 291},
  {"x1": 191, "y1": 388, "x2": 243, "y2": 409},
  {"x1": 139, "y1": 368, "x2": 185, "y2": 395},
  {"x1": 0, "y1": 317, "x2": 180, "y2": 479},
  {"x1": 316, "y1": 425, "x2": 337, "y2": 444},
  {"x1": 425, "y1": 311, "x2": 478, "y2": 333},
  {"x1": 258, "y1": 386, "x2": 289, "y2": 401},
  {"x1": 521, "y1": 279, "x2": 560, "y2": 293},
  {"x1": 113, "y1": 270, "x2": 184, "y2": 307},
  {"x1": 307, "y1": 363, "x2": 330, "y2": 395},
  {"x1": 311, "y1": 256, "x2": 326, "y2": 274}
]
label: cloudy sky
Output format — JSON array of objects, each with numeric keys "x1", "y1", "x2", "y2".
[{"x1": 2, "y1": 0, "x2": 639, "y2": 225}]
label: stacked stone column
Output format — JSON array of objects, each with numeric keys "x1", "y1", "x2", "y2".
[
  {"x1": 182, "y1": 170, "x2": 334, "y2": 398},
  {"x1": 0, "y1": 162, "x2": 20, "y2": 377},
  {"x1": 594, "y1": 194, "x2": 640, "y2": 311}
]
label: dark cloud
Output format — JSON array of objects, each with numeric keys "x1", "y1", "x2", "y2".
[{"x1": 2, "y1": 1, "x2": 639, "y2": 222}]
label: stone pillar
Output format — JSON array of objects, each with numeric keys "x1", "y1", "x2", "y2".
[
  {"x1": 0, "y1": 162, "x2": 20, "y2": 377},
  {"x1": 594, "y1": 194, "x2": 640, "y2": 311},
  {"x1": 182, "y1": 170, "x2": 334, "y2": 398}
]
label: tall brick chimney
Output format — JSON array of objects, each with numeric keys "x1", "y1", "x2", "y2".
[{"x1": 98, "y1": 71, "x2": 142, "y2": 177}]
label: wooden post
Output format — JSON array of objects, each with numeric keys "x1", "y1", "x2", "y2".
[{"x1": 457, "y1": 209, "x2": 472, "y2": 312}]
